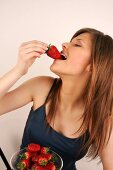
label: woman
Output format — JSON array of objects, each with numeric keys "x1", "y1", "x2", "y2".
[{"x1": 0, "y1": 28, "x2": 113, "y2": 170}]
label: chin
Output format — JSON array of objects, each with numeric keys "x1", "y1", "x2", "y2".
[
  {"x1": 50, "y1": 63, "x2": 57, "y2": 72},
  {"x1": 50, "y1": 64, "x2": 62, "y2": 77},
  {"x1": 50, "y1": 65, "x2": 59, "y2": 76}
]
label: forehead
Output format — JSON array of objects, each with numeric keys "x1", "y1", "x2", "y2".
[{"x1": 72, "y1": 33, "x2": 92, "y2": 47}]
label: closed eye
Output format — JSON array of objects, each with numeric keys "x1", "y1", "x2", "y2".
[{"x1": 74, "y1": 44, "x2": 81, "y2": 47}]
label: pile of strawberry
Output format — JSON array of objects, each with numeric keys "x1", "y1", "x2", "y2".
[{"x1": 17, "y1": 143, "x2": 57, "y2": 170}]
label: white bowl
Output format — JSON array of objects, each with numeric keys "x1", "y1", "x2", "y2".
[{"x1": 10, "y1": 148, "x2": 63, "y2": 170}]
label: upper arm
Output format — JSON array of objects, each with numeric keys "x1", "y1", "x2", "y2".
[
  {"x1": 0, "y1": 77, "x2": 35, "y2": 115},
  {"x1": 100, "y1": 128, "x2": 113, "y2": 170},
  {"x1": 0, "y1": 76, "x2": 54, "y2": 115}
]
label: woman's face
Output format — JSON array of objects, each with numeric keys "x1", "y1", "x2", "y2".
[{"x1": 50, "y1": 33, "x2": 92, "y2": 77}]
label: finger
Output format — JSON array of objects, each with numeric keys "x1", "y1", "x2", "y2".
[
  {"x1": 25, "y1": 44, "x2": 48, "y2": 51},
  {"x1": 26, "y1": 51, "x2": 41, "y2": 58},
  {"x1": 21, "y1": 40, "x2": 48, "y2": 48},
  {"x1": 20, "y1": 43, "x2": 48, "y2": 52},
  {"x1": 24, "y1": 46, "x2": 46, "y2": 54}
]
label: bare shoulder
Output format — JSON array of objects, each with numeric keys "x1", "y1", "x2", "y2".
[
  {"x1": 30, "y1": 76, "x2": 56, "y2": 109},
  {"x1": 30, "y1": 76, "x2": 55, "y2": 94}
]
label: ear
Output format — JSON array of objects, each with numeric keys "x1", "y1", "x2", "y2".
[{"x1": 86, "y1": 64, "x2": 91, "y2": 72}]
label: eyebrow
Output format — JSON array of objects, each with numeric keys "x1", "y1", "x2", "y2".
[{"x1": 76, "y1": 38, "x2": 86, "y2": 44}]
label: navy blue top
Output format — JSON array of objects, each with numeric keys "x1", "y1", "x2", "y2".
[{"x1": 20, "y1": 79, "x2": 89, "y2": 170}]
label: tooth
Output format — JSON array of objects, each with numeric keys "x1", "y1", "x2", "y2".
[
  {"x1": 62, "y1": 53, "x2": 66, "y2": 58},
  {"x1": 60, "y1": 52, "x2": 67, "y2": 60}
]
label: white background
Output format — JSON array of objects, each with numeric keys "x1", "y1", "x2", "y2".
[{"x1": 0, "y1": 0, "x2": 113, "y2": 169}]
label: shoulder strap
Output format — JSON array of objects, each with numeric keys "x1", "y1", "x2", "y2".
[{"x1": 44, "y1": 78, "x2": 58, "y2": 105}]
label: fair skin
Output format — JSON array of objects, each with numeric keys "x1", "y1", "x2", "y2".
[
  {"x1": 48, "y1": 33, "x2": 92, "y2": 136},
  {"x1": 0, "y1": 34, "x2": 113, "y2": 169},
  {"x1": 50, "y1": 33, "x2": 92, "y2": 110}
]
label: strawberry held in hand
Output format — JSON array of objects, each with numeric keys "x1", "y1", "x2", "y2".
[{"x1": 46, "y1": 44, "x2": 62, "y2": 59}]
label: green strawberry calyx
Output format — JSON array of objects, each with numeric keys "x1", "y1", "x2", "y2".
[
  {"x1": 40, "y1": 160, "x2": 48, "y2": 166},
  {"x1": 17, "y1": 162, "x2": 25, "y2": 170},
  {"x1": 46, "y1": 43, "x2": 51, "y2": 53}
]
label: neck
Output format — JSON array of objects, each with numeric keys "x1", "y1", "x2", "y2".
[{"x1": 59, "y1": 75, "x2": 90, "y2": 112}]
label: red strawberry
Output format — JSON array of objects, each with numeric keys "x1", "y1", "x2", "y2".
[
  {"x1": 46, "y1": 45, "x2": 61, "y2": 59},
  {"x1": 37, "y1": 154, "x2": 48, "y2": 166},
  {"x1": 31, "y1": 164, "x2": 45, "y2": 170},
  {"x1": 17, "y1": 159, "x2": 30, "y2": 170},
  {"x1": 27, "y1": 143, "x2": 40, "y2": 152},
  {"x1": 32, "y1": 153, "x2": 39, "y2": 163},
  {"x1": 45, "y1": 163, "x2": 56, "y2": 170},
  {"x1": 31, "y1": 163, "x2": 37, "y2": 170},
  {"x1": 40, "y1": 147, "x2": 50, "y2": 154},
  {"x1": 45, "y1": 153, "x2": 52, "y2": 161},
  {"x1": 20, "y1": 151, "x2": 32, "y2": 159}
]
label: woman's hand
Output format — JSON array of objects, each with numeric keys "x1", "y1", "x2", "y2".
[{"x1": 15, "y1": 40, "x2": 48, "y2": 75}]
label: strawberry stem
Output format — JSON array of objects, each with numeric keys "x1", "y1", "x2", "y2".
[{"x1": 46, "y1": 43, "x2": 51, "y2": 53}]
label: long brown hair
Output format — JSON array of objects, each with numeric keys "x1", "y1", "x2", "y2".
[{"x1": 45, "y1": 28, "x2": 113, "y2": 160}]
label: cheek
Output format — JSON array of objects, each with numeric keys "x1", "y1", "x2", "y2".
[{"x1": 69, "y1": 53, "x2": 91, "y2": 72}]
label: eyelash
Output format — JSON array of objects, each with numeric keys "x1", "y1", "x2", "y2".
[{"x1": 74, "y1": 44, "x2": 81, "y2": 47}]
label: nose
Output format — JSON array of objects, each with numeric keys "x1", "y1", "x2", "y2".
[{"x1": 62, "y1": 42, "x2": 69, "y2": 51}]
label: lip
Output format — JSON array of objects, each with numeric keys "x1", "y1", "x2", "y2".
[
  {"x1": 60, "y1": 52, "x2": 67, "y2": 60},
  {"x1": 52, "y1": 59, "x2": 62, "y2": 64}
]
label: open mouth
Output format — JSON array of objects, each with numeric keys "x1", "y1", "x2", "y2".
[{"x1": 60, "y1": 53, "x2": 67, "y2": 60}]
